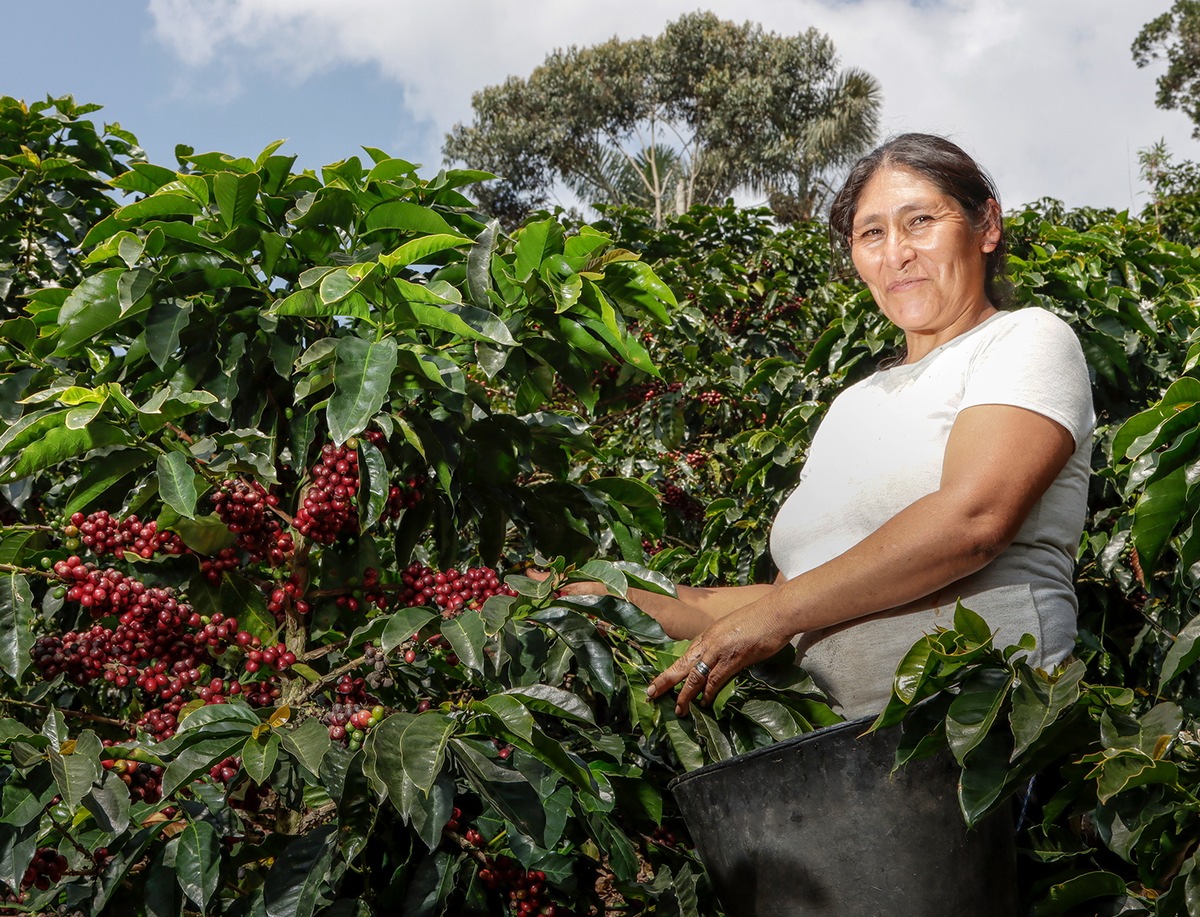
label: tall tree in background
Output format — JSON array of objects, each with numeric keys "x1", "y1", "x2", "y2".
[
  {"x1": 444, "y1": 12, "x2": 881, "y2": 226},
  {"x1": 1133, "y1": 1, "x2": 1200, "y2": 137}
]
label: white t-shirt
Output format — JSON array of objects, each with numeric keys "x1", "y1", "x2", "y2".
[{"x1": 769, "y1": 307, "x2": 1094, "y2": 717}]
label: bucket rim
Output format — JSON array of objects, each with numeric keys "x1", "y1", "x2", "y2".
[{"x1": 667, "y1": 712, "x2": 881, "y2": 790}]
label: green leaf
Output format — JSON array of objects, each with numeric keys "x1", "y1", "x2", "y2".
[
  {"x1": 1010, "y1": 660, "x2": 1085, "y2": 757},
  {"x1": 956, "y1": 730, "x2": 1012, "y2": 823},
  {"x1": 2, "y1": 421, "x2": 132, "y2": 481},
  {"x1": 82, "y1": 771, "x2": 131, "y2": 835},
  {"x1": 664, "y1": 715, "x2": 704, "y2": 772},
  {"x1": 1090, "y1": 751, "x2": 1179, "y2": 803},
  {"x1": 381, "y1": 607, "x2": 441, "y2": 654},
  {"x1": 176, "y1": 820, "x2": 220, "y2": 911},
  {"x1": 263, "y1": 824, "x2": 337, "y2": 917},
  {"x1": 365, "y1": 201, "x2": 458, "y2": 235},
  {"x1": 473, "y1": 695, "x2": 536, "y2": 742},
  {"x1": 601, "y1": 259, "x2": 675, "y2": 322},
  {"x1": 945, "y1": 666, "x2": 1013, "y2": 764},
  {"x1": 146, "y1": 298, "x2": 193, "y2": 370},
  {"x1": 241, "y1": 732, "x2": 281, "y2": 785},
  {"x1": 0, "y1": 574, "x2": 33, "y2": 682},
  {"x1": 1160, "y1": 612, "x2": 1200, "y2": 690},
  {"x1": 441, "y1": 610, "x2": 487, "y2": 675},
  {"x1": 502, "y1": 685, "x2": 596, "y2": 725},
  {"x1": 219, "y1": 573, "x2": 279, "y2": 642},
  {"x1": 49, "y1": 730, "x2": 103, "y2": 810},
  {"x1": 162, "y1": 737, "x2": 246, "y2": 798},
  {"x1": 1034, "y1": 870, "x2": 1130, "y2": 916},
  {"x1": 1132, "y1": 468, "x2": 1188, "y2": 572},
  {"x1": 366, "y1": 712, "x2": 456, "y2": 798},
  {"x1": 157, "y1": 452, "x2": 199, "y2": 518},
  {"x1": 450, "y1": 738, "x2": 547, "y2": 845},
  {"x1": 64, "y1": 449, "x2": 153, "y2": 517},
  {"x1": 466, "y1": 219, "x2": 499, "y2": 308},
  {"x1": 328, "y1": 336, "x2": 399, "y2": 446},
  {"x1": 402, "y1": 301, "x2": 516, "y2": 345},
  {"x1": 0, "y1": 407, "x2": 68, "y2": 458},
  {"x1": 114, "y1": 192, "x2": 203, "y2": 224},
  {"x1": 535, "y1": 608, "x2": 617, "y2": 698},
  {"x1": 51, "y1": 269, "x2": 122, "y2": 355},
  {"x1": 513, "y1": 219, "x2": 563, "y2": 281},
  {"x1": 379, "y1": 233, "x2": 468, "y2": 272},
  {"x1": 173, "y1": 697, "x2": 262, "y2": 738},
  {"x1": 213, "y1": 171, "x2": 261, "y2": 232},
  {"x1": 279, "y1": 719, "x2": 332, "y2": 778}
]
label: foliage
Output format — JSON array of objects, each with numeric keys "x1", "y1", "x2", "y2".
[
  {"x1": 0, "y1": 99, "x2": 841, "y2": 917},
  {"x1": 442, "y1": 12, "x2": 881, "y2": 226},
  {"x1": 0, "y1": 95, "x2": 140, "y2": 321},
  {"x1": 1134, "y1": 1, "x2": 1200, "y2": 138},
  {"x1": 8, "y1": 95, "x2": 1200, "y2": 916}
]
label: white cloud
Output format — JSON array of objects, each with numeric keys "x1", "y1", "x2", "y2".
[{"x1": 145, "y1": 0, "x2": 1194, "y2": 210}]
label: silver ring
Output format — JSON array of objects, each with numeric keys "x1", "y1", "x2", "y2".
[{"x1": 694, "y1": 660, "x2": 712, "y2": 677}]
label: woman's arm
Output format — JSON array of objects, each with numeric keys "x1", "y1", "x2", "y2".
[
  {"x1": 549, "y1": 575, "x2": 785, "y2": 639},
  {"x1": 648, "y1": 402, "x2": 1076, "y2": 714},
  {"x1": 619, "y1": 580, "x2": 781, "y2": 639}
]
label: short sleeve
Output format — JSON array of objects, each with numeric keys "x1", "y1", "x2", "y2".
[{"x1": 959, "y1": 308, "x2": 1094, "y2": 447}]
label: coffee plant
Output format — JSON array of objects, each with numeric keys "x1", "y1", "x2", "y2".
[{"x1": 6, "y1": 93, "x2": 1200, "y2": 915}]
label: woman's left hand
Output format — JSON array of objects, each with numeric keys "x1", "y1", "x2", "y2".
[{"x1": 647, "y1": 604, "x2": 793, "y2": 716}]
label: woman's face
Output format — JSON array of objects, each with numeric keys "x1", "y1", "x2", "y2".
[{"x1": 849, "y1": 166, "x2": 1000, "y2": 348}]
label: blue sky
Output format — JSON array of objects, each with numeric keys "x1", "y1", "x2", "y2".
[{"x1": 2, "y1": 1, "x2": 1194, "y2": 212}]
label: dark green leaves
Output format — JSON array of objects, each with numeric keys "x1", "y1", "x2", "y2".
[
  {"x1": 0, "y1": 573, "x2": 33, "y2": 682},
  {"x1": 328, "y1": 336, "x2": 398, "y2": 445},
  {"x1": 177, "y1": 820, "x2": 221, "y2": 911}
]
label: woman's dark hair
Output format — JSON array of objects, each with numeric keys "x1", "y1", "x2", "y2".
[{"x1": 829, "y1": 133, "x2": 1010, "y2": 307}]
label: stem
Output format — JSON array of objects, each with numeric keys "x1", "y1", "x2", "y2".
[
  {"x1": 45, "y1": 811, "x2": 93, "y2": 860},
  {"x1": 0, "y1": 562, "x2": 53, "y2": 578},
  {"x1": 0, "y1": 699, "x2": 134, "y2": 730},
  {"x1": 296, "y1": 652, "x2": 372, "y2": 703}
]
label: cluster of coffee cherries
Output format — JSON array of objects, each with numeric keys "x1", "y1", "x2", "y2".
[
  {"x1": 209, "y1": 755, "x2": 240, "y2": 784},
  {"x1": 696, "y1": 390, "x2": 723, "y2": 406},
  {"x1": 34, "y1": 558, "x2": 290, "y2": 737},
  {"x1": 663, "y1": 448, "x2": 708, "y2": 469},
  {"x1": 660, "y1": 482, "x2": 704, "y2": 522},
  {"x1": 322, "y1": 701, "x2": 384, "y2": 749},
  {"x1": 266, "y1": 574, "x2": 307, "y2": 620},
  {"x1": 209, "y1": 478, "x2": 293, "y2": 566},
  {"x1": 398, "y1": 563, "x2": 516, "y2": 617},
  {"x1": 384, "y1": 474, "x2": 427, "y2": 520},
  {"x1": 633, "y1": 380, "x2": 684, "y2": 403},
  {"x1": 64, "y1": 510, "x2": 187, "y2": 560},
  {"x1": 17, "y1": 847, "x2": 69, "y2": 893},
  {"x1": 641, "y1": 538, "x2": 666, "y2": 558},
  {"x1": 361, "y1": 642, "x2": 394, "y2": 690},
  {"x1": 476, "y1": 858, "x2": 566, "y2": 917},
  {"x1": 34, "y1": 557, "x2": 198, "y2": 686},
  {"x1": 332, "y1": 566, "x2": 388, "y2": 616},
  {"x1": 102, "y1": 758, "x2": 163, "y2": 804},
  {"x1": 294, "y1": 443, "x2": 360, "y2": 544}
]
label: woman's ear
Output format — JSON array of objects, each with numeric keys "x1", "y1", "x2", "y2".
[{"x1": 980, "y1": 199, "x2": 1002, "y2": 253}]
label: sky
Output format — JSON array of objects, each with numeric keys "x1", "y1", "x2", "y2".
[{"x1": 1, "y1": 0, "x2": 1193, "y2": 215}]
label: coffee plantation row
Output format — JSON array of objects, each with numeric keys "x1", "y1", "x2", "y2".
[{"x1": 3, "y1": 94, "x2": 1200, "y2": 915}]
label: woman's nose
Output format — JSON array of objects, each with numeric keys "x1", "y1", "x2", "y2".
[{"x1": 883, "y1": 228, "x2": 915, "y2": 267}]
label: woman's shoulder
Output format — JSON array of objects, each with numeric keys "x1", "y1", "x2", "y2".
[
  {"x1": 980, "y1": 306, "x2": 1085, "y2": 356},
  {"x1": 991, "y1": 305, "x2": 1079, "y2": 338}
]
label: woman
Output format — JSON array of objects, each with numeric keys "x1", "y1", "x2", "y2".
[{"x1": 566, "y1": 133, "x2": 1094, "y2": 720}]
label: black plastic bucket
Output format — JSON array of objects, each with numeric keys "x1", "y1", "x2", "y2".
[{"x1": 670, "y1": 715, "x2": 1017, "y2": 917}]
